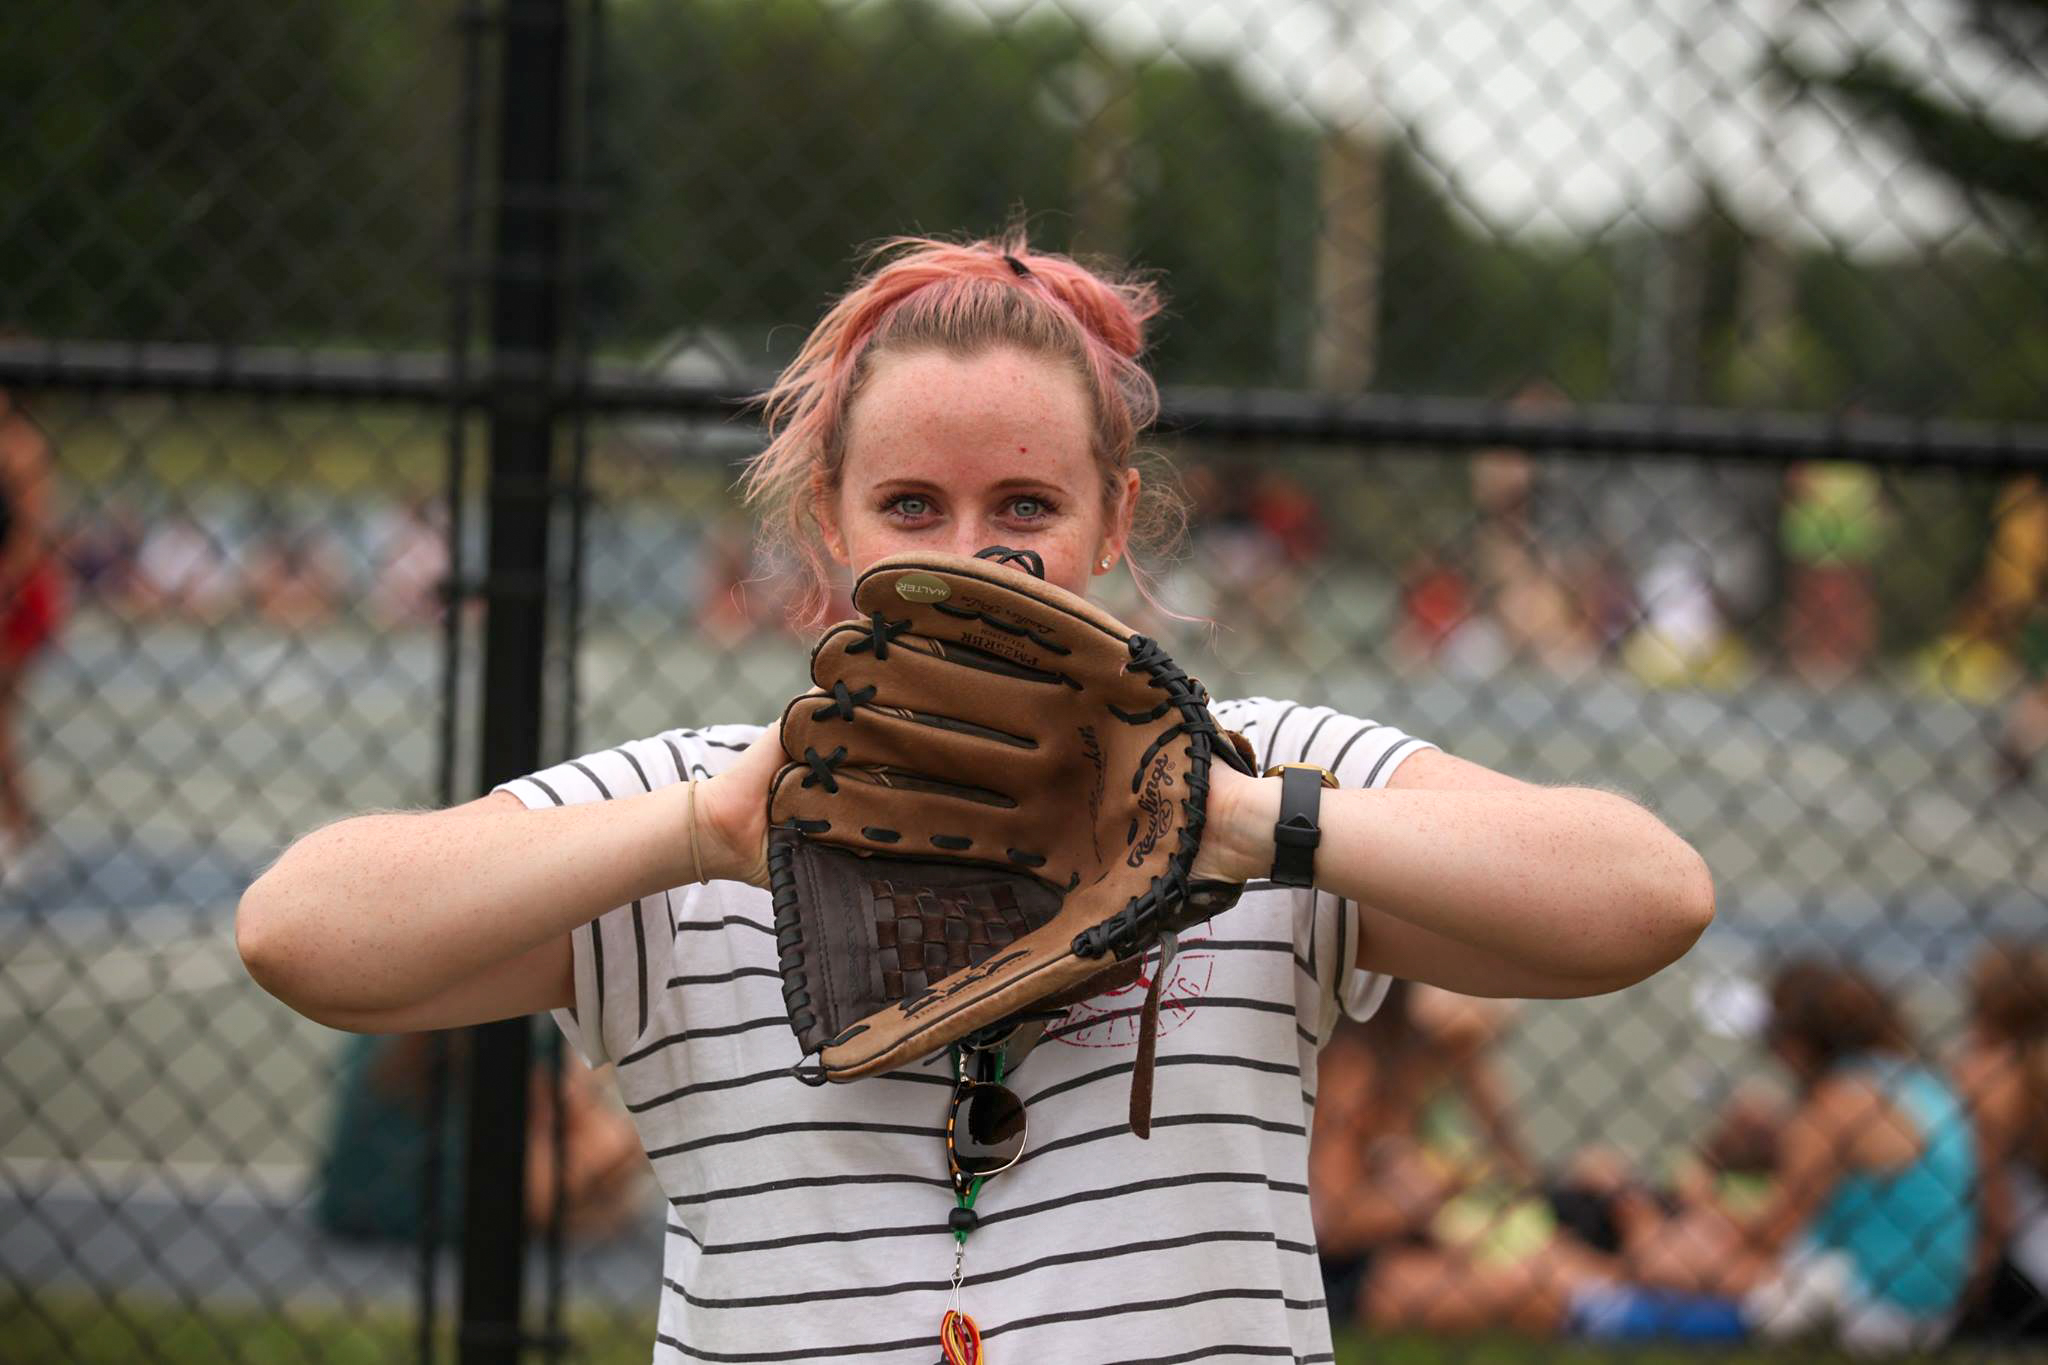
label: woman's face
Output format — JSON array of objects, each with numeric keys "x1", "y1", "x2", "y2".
[{"x1": 821, "y1": 345, "x2": 1138, "y2": 598}]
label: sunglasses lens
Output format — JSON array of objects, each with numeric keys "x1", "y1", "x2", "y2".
[{"x1": 951, "y1": 1083, "x2": 1026, "y2": 1176}]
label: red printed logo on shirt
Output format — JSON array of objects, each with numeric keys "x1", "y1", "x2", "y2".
[{"x1": 1052, "y1": 923, "x2": 1214, "y2": 1049}]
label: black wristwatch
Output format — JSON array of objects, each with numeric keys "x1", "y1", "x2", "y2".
[{"x1": 1264, "y1": 763, "x2": 1338, "y2": 888}]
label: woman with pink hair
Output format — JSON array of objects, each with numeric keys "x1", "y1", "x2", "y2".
[{"x1": 239, "y1": 231, "x2": 1713, "y2": 1362}]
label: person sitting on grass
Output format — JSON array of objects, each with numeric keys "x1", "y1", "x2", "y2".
[
  {"x1": 1570, "y1": 959, "x2": 1977, "y2": 1353},
  {"x1": 1950, "y1": 940, "x2": 2048, "y2": 1340}
]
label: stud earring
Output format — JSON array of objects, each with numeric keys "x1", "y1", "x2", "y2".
[{"x1": 1098, "y1": 557, "x2": 1112, "y2": 571}]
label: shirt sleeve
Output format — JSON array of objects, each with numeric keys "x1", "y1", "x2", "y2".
[
  {"x1": 1211, "y1": 696, "x2": 1435, "y2": 1045},
  {"x1": 493, "y1": 723, "x2": 765, "y2": 1067}
]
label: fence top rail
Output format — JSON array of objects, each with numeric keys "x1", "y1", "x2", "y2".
[{"x1": 3, "y1": 340, "x2": 2044, "y2": 469}]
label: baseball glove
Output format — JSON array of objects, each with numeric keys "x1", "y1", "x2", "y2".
[{"x1": 767, "y1": 547, "x2": 1256, "y2": 1135}]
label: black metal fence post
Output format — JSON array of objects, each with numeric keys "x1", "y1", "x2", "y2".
[{"x1": 460, "y1": 2, "x2": 573, "y2": 1363}]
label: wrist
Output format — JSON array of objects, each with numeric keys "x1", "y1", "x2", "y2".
[
  {"x1": 691, "y1": 772, "x2": 769, "y2": 887},
  {"x1": 1204, "y1": 769, "x2": 1280, "y2": 885}
]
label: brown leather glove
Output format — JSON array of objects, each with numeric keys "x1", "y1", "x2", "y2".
[{"x1": 767, "y1": 547, "x2": 1255, "y2": 1134}]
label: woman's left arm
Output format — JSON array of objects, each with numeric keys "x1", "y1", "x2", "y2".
[{"x1": 1201, "y1": 748, "x2": 1714, "y2": 999}]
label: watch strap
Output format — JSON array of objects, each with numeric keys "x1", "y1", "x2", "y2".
[{"x1": 1267, "y1": 763, "x2": 1334, "y2": 887}]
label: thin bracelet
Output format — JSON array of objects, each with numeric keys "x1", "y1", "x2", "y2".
[{"x1": 687, "y1": 780, "x2": 707, "y2": 884}]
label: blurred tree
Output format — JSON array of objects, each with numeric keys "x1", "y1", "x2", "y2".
[
  {"x1": 1764, "y1": 0, "x2": 2048, "y2": 422},
  {"x1": 1772, "y1": 0, "x2": 2048, "y2": 227},
  {"x1": 0, "y1": 2, "x2": 457, "y2": 344}
]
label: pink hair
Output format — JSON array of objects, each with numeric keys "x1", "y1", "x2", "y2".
[{"x1": 739, "y1": 230, "x2": 1182, "y2": 625}]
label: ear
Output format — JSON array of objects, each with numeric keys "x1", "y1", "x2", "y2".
[
  {"x1": 1095, "y1": 466, "x2": 1141, "y2": 574},
  {"x1": 814, "y1": 492, "x2": 849, "y2": 568}
]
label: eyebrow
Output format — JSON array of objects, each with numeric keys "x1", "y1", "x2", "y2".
[{"x1": 870, "y1": 475, "x2": 1065, "y2": 492}]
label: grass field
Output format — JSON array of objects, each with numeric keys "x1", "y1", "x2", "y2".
[{"x1": 4, "y1": 1294, "x2": 1935, "y2": 1365}]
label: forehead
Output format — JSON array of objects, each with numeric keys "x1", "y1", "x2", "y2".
[{"x1": 842, "y1": 346, "x2": 1095, "y2": 485}]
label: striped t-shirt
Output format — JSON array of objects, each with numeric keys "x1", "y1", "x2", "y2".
[{"x1": 499, "y1": 696, "x2": 1434, "y2": 1363}]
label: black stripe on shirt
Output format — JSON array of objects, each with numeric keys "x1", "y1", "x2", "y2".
[
  {"x1": 674, "y1": 914, "x2": 774, "y2": 937},
  {"x1": 602, "y1": 748, "x2": 658, "y2": 1035},
  {"x1": 668, "y1": 1169, "x2": 950, "y2": 1208},
  {"x1": 1364, "y1": 737, "x2": 1414, "y2": 788},
  {"x1": 673, "y1": 1147, "x2": 1315, "y2": 1257},
  {"x1": 1258, "y1": 703, "x2": 1301, "y2": 770},
  {"x1": 667, "y1": 964, "x2": 785, "y2": 990},
  {"x1": 567, "y1": 758, "x2": 614, "y2": 800},
  {"x1": 644, "y1": 1118, "x2": 940, "y2": 1162},
  {"x1": 977, "y1": 1286, "x2": 1288, "y2": 1343},
  {"x1": 1019, "y1": 1111, "x2": 1306, "y2": 1169},
  {"x1": 1105, "y1": 1347, "x2": 1299, "y2": 1365},
  {"x1": 974, "y1": 1169, "x2": 1308, "y2": 1233},
  {"x1": 611, "y1": 743, "x2": 654, "y2": 793},
  {"x1": 1324, "y1": 722, "x2": 1383, "y2": 777},
  {"x1": 619, "y1": 1013, "x2": 792, "y2": 1069},
  {"x1": 665, "y1": 1229, "x2": 1288, "y2": 1310},
  {"x1": 629, "y1": 1061, "x2": 951, "y2": 1121},
  {"x1": 654, "y1": 1326, "x2": 933, "y2": 1362},
  {"x1": 1023, "y1": 1052, "x2": 1299, "y2": 1108},
  {"x1": 631, "y1": 898, "x2": 649, "y2": 1038},
  {"x1": 1295, "y1": 710, "x2": 1335, "y2": 762}
]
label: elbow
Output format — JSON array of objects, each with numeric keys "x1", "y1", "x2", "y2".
[
  {"x1": 1667, "y1": 843, "x2": 1717, "y2": 959},
  {"x1": 235, "y1": 875, "x2": 294, "y2": 1001},
  {"x1": 1628, "y1": 838, "x2": 1715, "y2": 985},
  {"x1": 1571, "y1": 805, "x2": 1715, "y2": 995}
]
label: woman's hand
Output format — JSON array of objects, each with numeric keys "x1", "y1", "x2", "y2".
[
  {"x1": 693, "y1": 724, "x2": 784, "y2": 887},
  {"x1": 1188, "y1": 760, "x2": 1278, "y2": 886}
]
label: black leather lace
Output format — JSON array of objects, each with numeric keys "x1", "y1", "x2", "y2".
[{"x1": 1070, "y1": 634, "x2": 1248, "y2": 960}]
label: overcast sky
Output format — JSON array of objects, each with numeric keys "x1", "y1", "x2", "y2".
[{"x1": 964, "y1": 0, "x2": 2047, "y2": 256}]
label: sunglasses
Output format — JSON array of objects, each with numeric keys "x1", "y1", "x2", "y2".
[{"x1": 946, "y1": 1046, "x2": 1028, "y2": 1195}]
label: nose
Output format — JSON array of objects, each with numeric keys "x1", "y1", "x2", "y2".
[{"x1": 946, "y1": 528, "x2": 991, "y2": 561}]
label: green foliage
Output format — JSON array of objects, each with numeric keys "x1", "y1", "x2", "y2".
[
  {"x1": 0, "y1": 1, "x2": 458, "y2": 344},
  {"x1": 5, "y1": 0, "x2": 2042, "y2": 417},
  {"x1": 1770, "y1": 0, "x2": 2048, "y2": 225}
]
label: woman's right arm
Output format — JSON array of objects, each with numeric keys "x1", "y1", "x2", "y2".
[{"x1": 237, "y1": 728, "x2": 783, "y2": 1033}]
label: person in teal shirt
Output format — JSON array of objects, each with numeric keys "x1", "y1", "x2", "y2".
[
  {"x1": 315, "y1": 1029, "x2": 649, "y2": 1244},
  {"x1": 1567, "y1": 960, "x2": 1976, "y2": 1352}
]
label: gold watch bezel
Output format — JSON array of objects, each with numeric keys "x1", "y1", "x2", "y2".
[{"x1": 1262, "y1": 762, "x2": 1338, "y2": 789}]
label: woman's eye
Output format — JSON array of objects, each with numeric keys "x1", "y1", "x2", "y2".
[
  {"x1": 886, "y1": 495, "x2": 930, "y2": 519},
  {"x1": 1009, "y1": 497, "x2": 1053, "y2": 520}
]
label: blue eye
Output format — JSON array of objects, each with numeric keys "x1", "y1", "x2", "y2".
[
  {"x1": 1011, "y1": 497, "x2": 1053, "y2": 519},
  {"x1": 886, "y1": 495, "x2": 930, "y2": 519}
]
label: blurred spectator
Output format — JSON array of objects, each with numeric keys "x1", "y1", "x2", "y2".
[
  {"x1": 1458, "y1": 384, "x2": 1599, "y2": 672},
  {"x1": 697, "y1": 513, "x2": 763, "y2": 644},
  {"x1": 62, "y1": 498, "x2": 143, "y2": 603},
  {"x1": 317, "y1": 1031, "x2": 649, "y2": 1244},
  {"x1": 1951, "y1": 941, "x2": 2048, "y2": 1340},
  {"x1": 1394, "y1": 549, "x2": 1471, "y2": 663},
  {"x1": 1919, "y1": 474, "x2": 2047, "y2": 704},
  {"x1": 0, "y1": 384, "x2": 66, "y2": 883},
  {"x1": 1573, "y1": 961, "x2": 1975, "y2": 1352},
  {"x1": 247, "y1": 523, "x2": 344, "y2": 629},
  {"x1": 1313, "y1": 979, "x2": 1570, "y2": 1333},
  {"x1": 1780, "y1": 461, "x2": 1891, "y2": 685},
  {"x1": 133, "y1": 511, "x2": 239, "y2": 621},
  {"x1": 1188, "y1": 460, "x2": 1300, "y2": 639},
  {"x1": 1995, "y1": 600, "x2": 2048, "y2": 794},
  {"x1": 369, "y1": 494, "x2": 450, "y2": 628},
  {"x1": 1620, "y1": 545, "x2": 1750, "y2": 689}
]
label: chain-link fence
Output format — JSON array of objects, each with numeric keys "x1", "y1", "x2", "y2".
[{"x1": 4, "y1": 0, "x2": 2046, "y2": 1361}]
